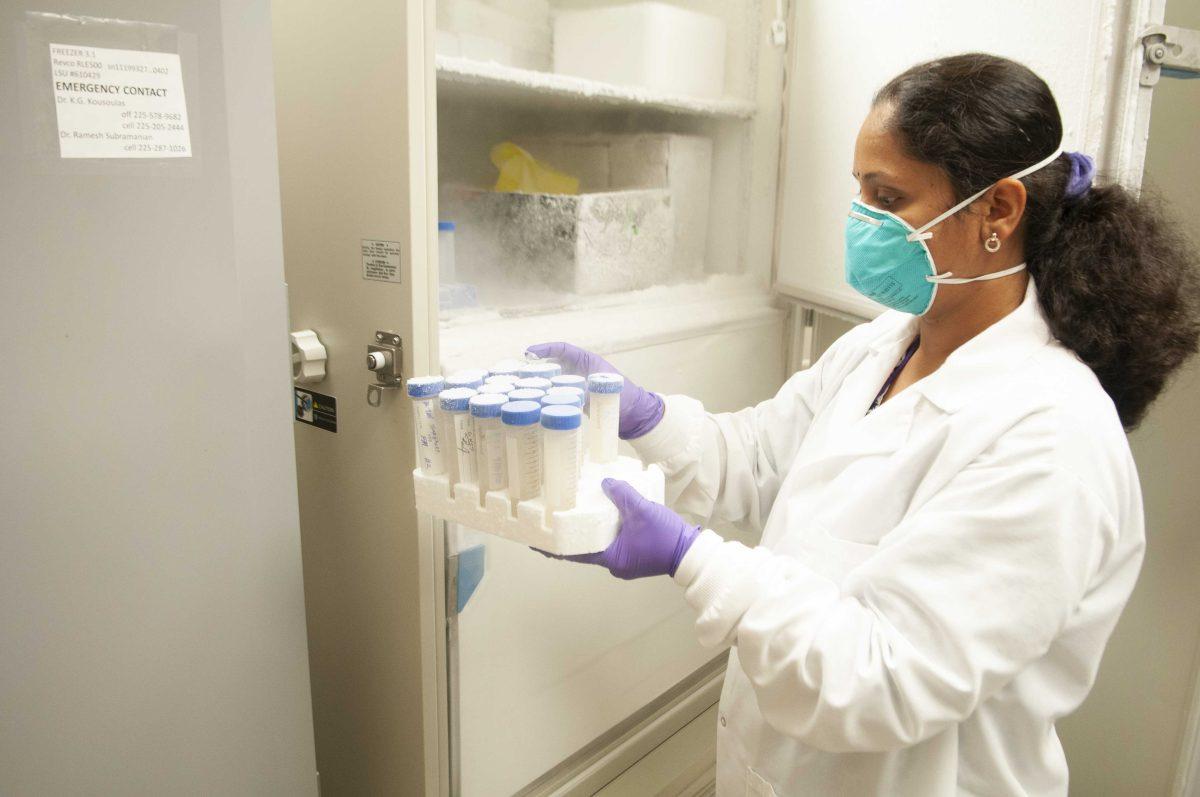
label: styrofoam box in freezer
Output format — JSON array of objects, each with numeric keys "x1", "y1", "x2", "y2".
[
  {"x1": 413, "y1": 456, "x2": 665, "y2": 555},
  {"x1": 517, "y1": 134, "x2": 712, "y2": 276},
  {"x1": 553, "y1": 2, "x2": 726, "y2": 99},
  {"x1": 445, "y1": 187, "x2": 674, "y2": 294},
  {"x1": 437, "y1": 0, "x2": 552, "y2": 70}
]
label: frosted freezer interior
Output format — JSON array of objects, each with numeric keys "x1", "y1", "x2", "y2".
[{"x1": 433, "y1": 0, "x2": 790, "y2": 790}]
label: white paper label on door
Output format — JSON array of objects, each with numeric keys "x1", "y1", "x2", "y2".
[
  {"x1": 49, "y1": 43, "x2": 191, "y2": 159},
  {"x1": 361, "y1": 239, "x2": 403, "y2": 283}
]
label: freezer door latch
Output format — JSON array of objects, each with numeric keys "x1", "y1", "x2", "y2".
[
  {"x1": 290, "y1": 329, "x2": 328, "y2": 384},
  {"x1": 1140, "y1": 25, "x2": 1200, "y2": 86},
  {"x1": 366, "y1": 330, "x2": 404, "y2": 407}
]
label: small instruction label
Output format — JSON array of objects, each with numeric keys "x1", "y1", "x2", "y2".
[
  {"x1": 49, "y1": 43, "x2": 191, "y2": 159},
  {"x1": 362, "y1": 239, "x2": 402, "y2": 283},
  {"x1": 295, "y1": 388, "x2": 337, "y2": 433}
]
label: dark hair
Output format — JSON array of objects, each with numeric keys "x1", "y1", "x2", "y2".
[{"x1": 874, "y1": 53, "x2": 1200, "y2": 429}]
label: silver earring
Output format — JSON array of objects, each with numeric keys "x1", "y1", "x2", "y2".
[{"x1": 984, "y1": 232, "x2": 1001, "y2": 253}]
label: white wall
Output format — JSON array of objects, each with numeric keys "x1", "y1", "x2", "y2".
[{"x1": 1057, "y1": 0, "x2": 1200, "y2": 792}]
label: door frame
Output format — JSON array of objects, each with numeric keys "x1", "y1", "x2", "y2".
[
  {"x1": 414, "y1": 3, "x2": 447, "y2": 796},
  {"x1": 1175, "y1": 651, "x2": 1200, "y2": 796},
  {"x1": 272, "y1": 0, "x2": 443, "y2": 791}
]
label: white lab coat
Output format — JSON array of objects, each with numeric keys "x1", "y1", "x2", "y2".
[{"x1": 630, "y1": 281, "x2": 1144, "y2": 796}]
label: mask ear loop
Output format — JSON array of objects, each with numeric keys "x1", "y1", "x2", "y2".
[
  {"x1": 904, "y1": 145, "x2": 1065, "y2": 245},
  {"x1": 926, "y1": 262, "x2": 1028, "y2": 284},
  {"x1": 906, "y1": 144, "x2": 1064, "y2": 291}
]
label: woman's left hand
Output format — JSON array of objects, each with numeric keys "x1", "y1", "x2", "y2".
[{"x1": 543, "y1": 479, "x2": 701, "y2": 580}]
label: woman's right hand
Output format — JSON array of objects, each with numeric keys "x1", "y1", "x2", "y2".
[{"x1": 525, "y1": 342, "x2": 665, "y2": 439}]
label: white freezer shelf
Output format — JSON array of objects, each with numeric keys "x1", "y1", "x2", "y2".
[
  {"x1": 436, "y1": 55, "x2": 756, "y2": 119},
  {"x1": 413, "y1": 455, "x2": 665, "y2": 555}
]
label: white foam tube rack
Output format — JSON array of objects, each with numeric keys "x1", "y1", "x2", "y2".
[{"x1": 412, "y1": 456, "x2": 664, "y2": 556}]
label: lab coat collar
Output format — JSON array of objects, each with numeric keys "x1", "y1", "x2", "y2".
[
  {"x1": 866, "y1": 314, "x2": 920, "y2": 357},
  {"x1": 799, "y1": 329, "x2": 922, "y2": 465},
  {"x1": 909, "y1": 278, "x2": 1052, "y2": 415},
  {"x1": 797, "y1": 281, "x2": 1050, "y2": 471}
]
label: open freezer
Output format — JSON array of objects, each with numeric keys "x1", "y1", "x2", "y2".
[{"x1": 432, "y1": 0, "x2": 790, "y2": 791}]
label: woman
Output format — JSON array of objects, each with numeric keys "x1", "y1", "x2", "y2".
[{"x1": 531, "y1": 54, "x2": 1200, "y2": 795}]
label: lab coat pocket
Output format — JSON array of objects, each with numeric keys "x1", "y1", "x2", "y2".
[{"x1": 801, "y1": 522, "x2": 879, "y2": 583}]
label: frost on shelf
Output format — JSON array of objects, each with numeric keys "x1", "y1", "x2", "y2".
[
  {"x1": 435, "y1": 55, "x2": 757, "y2": 119},
  {"x1": 442, "y1": 186, "x2": 674, "y2": 296},
  {"x1": 437, "y1": 274, "x2": 776, "y2": 373},
  {"x1": 438, "y1": 273, "x2": 769, "y2": 328}
]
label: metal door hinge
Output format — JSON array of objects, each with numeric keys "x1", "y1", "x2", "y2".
[
  {"x1": 1140, "y1": 25, "x2": 1200, "y2": 86},
  {"x1": 366, "y1": 330, "x2": 403, "y2": 406}
]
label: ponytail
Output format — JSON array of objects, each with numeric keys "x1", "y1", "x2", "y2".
[
  {"x1": 876, "y1": 53, "x2": 1200, "y2": 428},
  {"x1": 1025, "y1": 182, "x2": 1199, "y2": 428}
]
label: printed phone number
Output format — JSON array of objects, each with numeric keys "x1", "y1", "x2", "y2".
[
  {"x1": 122, "y1": 143, "x2": 189, "y2": 154},
  {"x1": 133, "y1": 122, "x2": 186, "y2": 131},
  {"x1": 130, "y1": 111, "x2": 183, "y2": 121}
]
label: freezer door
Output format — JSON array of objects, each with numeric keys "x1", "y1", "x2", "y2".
[
  {"x1": 0, "y1": 2, "x2": 317, "y2": 793},
  {"x1": 272, "y1": 1, "x2": 443, "y2": 794},
  {"x1": 773, "y1": 0, "x2": 1165, "y2": 317}
]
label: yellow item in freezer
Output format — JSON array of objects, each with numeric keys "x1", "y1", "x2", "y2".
[{"x1": 490, "y1": 142, "x2": 580, "y2": 195}]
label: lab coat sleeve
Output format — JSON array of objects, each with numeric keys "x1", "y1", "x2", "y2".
[
  {"x1": 629, "y1": 324, "x2": 870, "y2": 528},
  {"x1": 671, "y1": 415, "x2": 1121, "y2": 753}
]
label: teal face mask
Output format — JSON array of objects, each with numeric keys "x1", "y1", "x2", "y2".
[{"x1": 844, "y1": 146, "x2": 1063, "y2": 315}]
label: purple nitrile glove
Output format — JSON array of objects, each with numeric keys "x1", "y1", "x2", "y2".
[
  {"x1": 525, "y1": 342, "x2": 665, "y2": 439},
  {"x1": 545, "y1": 479, "x2": 702, "y2": 580}
]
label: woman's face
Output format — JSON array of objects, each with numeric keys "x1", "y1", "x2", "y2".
[{"x1": 851, "y1": 103, "x2": 993, "y2": 317}]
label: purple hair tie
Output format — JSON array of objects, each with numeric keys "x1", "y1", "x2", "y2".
[{"x1": 1064, "y1": 152, "x2": 1095, "y2": 200}]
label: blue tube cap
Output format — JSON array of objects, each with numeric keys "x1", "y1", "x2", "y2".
[
  {"x1": 407, "y1": 375, "x2": 446, "y2": 398},
  {"x1": 501, "y1": 400, "x2": 542, "y2": 426},
  {"x1": 515, "y1": 377, "x2": 552, "y2": 391},
  {"x1": 438, "y1": 221, "x2": 456, "y2": 231},
  {"x1": 541, "y1": 393, "x2": 584, "y2": 409},
  {"x1": 478, "y1": 383, "x2": 513, "y2": 395},
  {"x1": 541, "y1": 405, "x2": 582, "y2": 430},
  {"x1": 439, "y1": 387, "x2": 477, "y2": 412},
  {"x1": 520, "y1": 362, "x2": 562, "y2": 379},
  {"x1": 488, "y1": 359, "x2": 526, "y2": 376},
  {"x1": 588, "y1": 372, "x2": 624, "y2": 394},
  {"x1": 469, "y1": 393, "x2": 508, "y2": 418},
  {"x1": 507, "y1": 388, "x2": 546, "y2": 402},
  {"x1": 550, "y1": 374, "x2": 586, "y2": 388},
  {"x1": 446, "y1": 369, "x2": 487, "y2": 389}
]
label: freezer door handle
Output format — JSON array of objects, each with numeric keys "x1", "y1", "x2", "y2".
[{"x1": 290, "y1": 329, "x2": 328, "y2": 384}]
